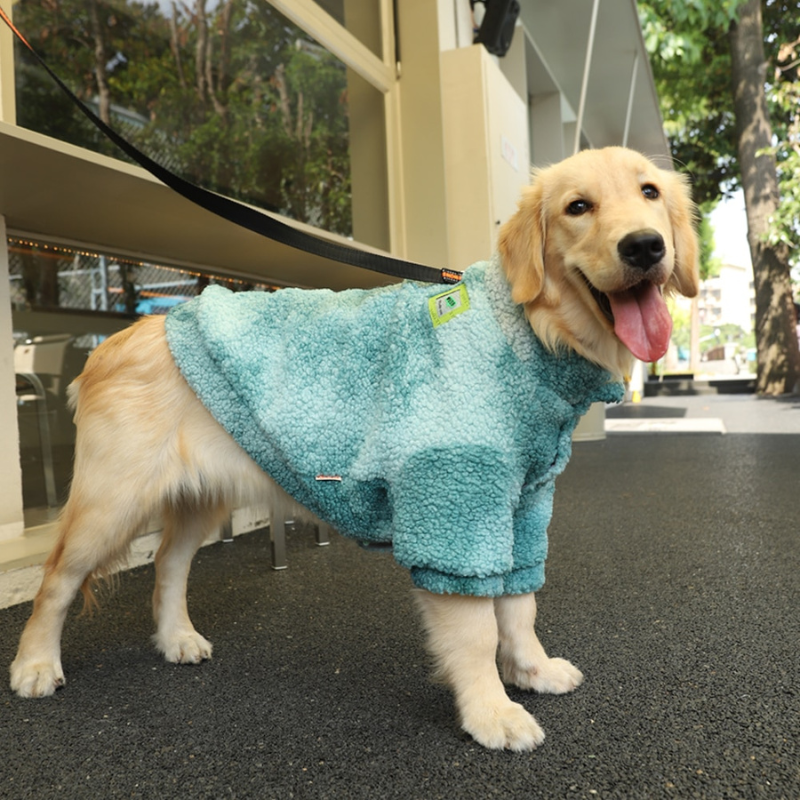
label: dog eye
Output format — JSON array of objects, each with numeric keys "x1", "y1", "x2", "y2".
[
  {"x1": 566, "y1": 199, "x2": 592, "y2": 216},
  {"x1": 642, "y1": 184, "x2": 660, "y2": 200}
]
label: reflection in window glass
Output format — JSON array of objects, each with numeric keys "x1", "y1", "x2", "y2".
[
  {"x1": 9, "y1": 236, "x2": 275, "y2": 521},
  {"x1": 13, "y1": 0, "x2": 389, "y2": 249},
  {"x1": 313, "y1": 0, "x2": 383, "y2": 57}
]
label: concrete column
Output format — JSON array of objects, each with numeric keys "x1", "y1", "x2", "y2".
[
  {"x1": 0, "y1": 0, "x2": 17, "y2": 124},
  {"x1": 0, "y1": 3, "x2": 25, "y2": 539},
  {"x1": 0, "y1": 215, "x2": 25, "y2": 541},
  {"x1": 394, "y1": 0, "x2": 450, "y2": 267}
]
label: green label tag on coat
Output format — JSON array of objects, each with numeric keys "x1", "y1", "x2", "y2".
[{"x1": 429, "y1": 284, "x2": 470, "y2": 328}]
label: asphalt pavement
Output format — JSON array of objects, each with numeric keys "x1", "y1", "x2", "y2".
[{"x1": 1, "y1": 392, "x2": 798, "y2": 799}]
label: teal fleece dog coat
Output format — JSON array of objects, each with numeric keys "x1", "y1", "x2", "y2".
[{"x1": 165, "y1": 259, "x2": 624, "y2": 596}]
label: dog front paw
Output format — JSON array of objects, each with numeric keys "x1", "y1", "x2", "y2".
[
  {"x1": 10, "y1": 658, "x2": 65, "y2": 698},
  {"x1": 460, "y1": 699, "x2": 545, "y2": 751},
  {"x1": 502, "y1": 655, "x2": 584, "y2": 695},
  {"x1": 154, "y1": 631, "x2": 213, "y2": 664}
]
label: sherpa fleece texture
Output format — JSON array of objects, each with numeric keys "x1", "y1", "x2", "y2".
[{"x1": 165, "y1": 259, "x2": 624, "y2": 596}]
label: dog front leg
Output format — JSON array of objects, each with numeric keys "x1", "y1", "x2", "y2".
[
  {"x1": 414, "y1": 590, "x2": 545, "y2": 751},
  {"x1": 495, "y1": 592, "x2": 583, "y2": 694}
]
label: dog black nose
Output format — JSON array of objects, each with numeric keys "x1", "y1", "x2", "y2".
[{"x1": 618, "y1": 230, "x2": 665, "y2": 271}]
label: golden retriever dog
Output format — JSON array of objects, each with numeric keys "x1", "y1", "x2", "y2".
[{"x1": 10, "y1": 147, "x2": 698, "y2": 751}]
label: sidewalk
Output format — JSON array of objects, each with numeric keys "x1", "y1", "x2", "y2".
[{"x1": 606, "y1": 392, "x2": 800, "y2": 434}]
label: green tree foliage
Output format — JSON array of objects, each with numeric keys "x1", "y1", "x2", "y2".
[
  {"x1": 640, "y1": 0, "x2": 800, "y2": 266},
  {"x1": 697, "y1": 213, "x2": 722, "y2": 282},
  {"x1": 640, "y1": 0, "x2": 800, "y2": 394},
  {"x1": 639, "y1": 2, "x2": 743, "y2": 204},
  {"x1": 13, "y1": 0, "x2": 353, "y2": 237},
  {"x1": 766, "y1": 32, "x2": 800, "y2": 264}
]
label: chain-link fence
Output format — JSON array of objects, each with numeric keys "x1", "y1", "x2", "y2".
[{"x1": 8, "y1": 236, "x2": 276, "y2": 319}]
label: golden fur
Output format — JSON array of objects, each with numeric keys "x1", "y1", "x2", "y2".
[
  {"x1": 11, "y1": 147, "x2": 698, "y2": 751},
  {"x1": 499, "y1": 147, "x2": 698, "y2": 376}
]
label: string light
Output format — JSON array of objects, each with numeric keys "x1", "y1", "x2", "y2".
[{"x1": 6, "y1": 236, "x2": 281, "y2": 291}]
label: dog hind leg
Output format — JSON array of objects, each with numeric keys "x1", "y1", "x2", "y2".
[
  {"x1": 152, "y1": 501, "x2": 229, "y2": 663},
  {"x1": 414, "y1": 590, "x2": 545, "y2": 751},
  {"x1": 10, "y1": 492, "x2": 150, "y2": 698},
  {"x1": 495, "y1": 592, "x2": 584, "y2": 694}
]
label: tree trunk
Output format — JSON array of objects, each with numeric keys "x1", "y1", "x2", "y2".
[
  {"x1": 729, "y1": 0, "x2": 800, "y2": 395},
  {"x1": 88, "y1": 0, "x2": 111, "y2": 124},
  {"x1": 21, "y1": 248, "x2": 60, "y2": 309},
  {"x1": 195, "y1": 0, "x2": 208, "y2": 102},
  {"x1": 169, "y1": 1, "x2": 186, "y2": 91},
  {"x1": 215, "y1": 0, "x2": 234, "y2": 98}
]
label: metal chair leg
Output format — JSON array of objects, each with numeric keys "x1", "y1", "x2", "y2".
[
  {"x1": 21, "y1": 373, "x2": 58, "y2": 508},
  {"x1": 220, "y1": 515, "x2": 234, "y2": 543},
  {"x1": 270, "y1": 496, "x2": 288, "y2": 571},
  {"x1": 315, "y1": 521, "x2": 331, "y2": 546}
]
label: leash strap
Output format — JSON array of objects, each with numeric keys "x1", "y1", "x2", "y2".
[{"x1": 0, "y1": 8, "x2": 462, "y2": 286}]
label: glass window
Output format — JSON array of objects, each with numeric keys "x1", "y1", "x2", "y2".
[
  {"x1": 312, "y1": 0, "x2": 384, "y2": 58},
  {"x1": 12, "y1": 0, "x2": 390, "y2": 250},
  {"x1": 9, "y1": 235, "x2": 275, "y2": 523}
]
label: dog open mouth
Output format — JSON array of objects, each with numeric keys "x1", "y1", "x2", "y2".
[{"x1": 585, "y1": 277, "x2": 673, "y2": 363}]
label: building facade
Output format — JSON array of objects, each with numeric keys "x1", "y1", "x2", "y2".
[
  {"x1": 0, "y1": 0, "x2": 668, "y2": 603},
  {"x1": 698, "y1": 263, "x2": 756, "y2": 333}
]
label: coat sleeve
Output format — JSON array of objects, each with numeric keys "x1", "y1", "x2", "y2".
[{"x1": 389, "y1": 445, "x2": 526, "y2": 596}]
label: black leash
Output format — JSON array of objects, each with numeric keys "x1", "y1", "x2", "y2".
[{"x1": 1, "y1": 8, "x2": 463, "y2": 286}]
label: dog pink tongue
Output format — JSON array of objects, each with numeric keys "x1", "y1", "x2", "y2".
[{"x1": 607, "y1": 283, "x2": 672, "y2": 363}]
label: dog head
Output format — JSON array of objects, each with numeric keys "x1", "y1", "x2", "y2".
[{"x1": 498, "y1": 146, "x2": 699, "y2": 378}]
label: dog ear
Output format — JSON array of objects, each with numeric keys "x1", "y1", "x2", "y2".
[
  {"x1": 497, "y1": 179, "x2": 546, "y2": 304},
  {"x1": 665, "y1": 171, "x2": 700, "y2": 298}
]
